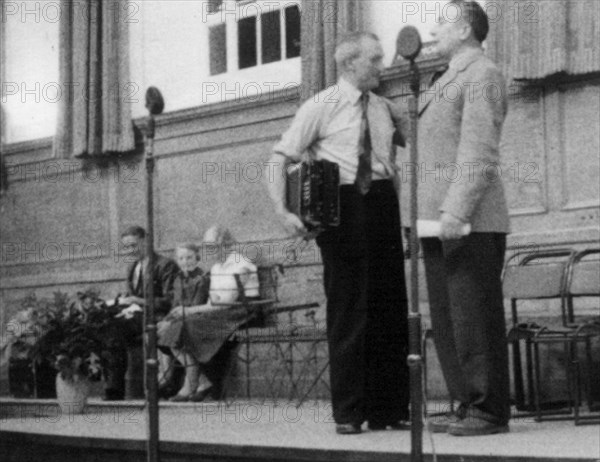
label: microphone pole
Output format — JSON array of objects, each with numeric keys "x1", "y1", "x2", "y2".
[
  {"x1": 143, "y1": 86, "x2": 164, "y2": 462},
  {"x1": 396, "y1": 26, "x2": 423, "y2": 462}
]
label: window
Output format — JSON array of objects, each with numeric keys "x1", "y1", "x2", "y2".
[
  {"x1": 209, "y1": 24, "x2": 228, "y2": 76},
  {"x1": 285, "y1": 5, "x2": 301, "y2": 59},
  {"x1": 238, "y1": 16, "x2": 257, "y2": 69},
  {"x1": 261, "y1": 10, "x2": 280, "y2": 65},
  {"x1": 1, "y1": 1, "x2": 59, "y2": 143},
  {"x1": 206, "y1": 1, "x2": 301, "y2": 76},
  {"x1": 128, "y1": 1, "x2": 302, "y2": 114}
]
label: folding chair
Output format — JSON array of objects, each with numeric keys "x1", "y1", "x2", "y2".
[
  {"x1": 422, "y1": 326, "x2": 455, "y2": 417},
  {"x1": 564, "y1": 248, "x2": 600, "y2": 425},
  {"x1": 502, "y1": 248, "x2": 577, "y2": 418},
  {"x1": 250, "y1": 304, "x2": 326, "y2": 403},
  {"x1": 220, "y1": 265, "x2": 280, "y2": 401}
]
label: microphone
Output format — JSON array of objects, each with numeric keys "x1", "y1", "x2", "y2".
[
  {"x1": 145, "y1": 86, "x2": 165, "y2": 115},
  {"x1": 396, "y1": 26, "x2": 422, "y2": 62}
]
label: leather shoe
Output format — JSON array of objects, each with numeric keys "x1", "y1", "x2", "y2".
[
  {"x1": 335, "y1": 423, "x2": 362, "y2": 435},
  {"x1": 368, "y1": 420, "x2": 411, "y2": 431},
  {"x1": 169, "y1": 394, "x2": 190, "y2": 402},
  {"x1": 189, "y1": 386, "x2": 213, "y2": 402},
  {"x1": 447, "y1": 417, "x2": 509, "y2": 436},
  {"x1": 428, "y1": 412, "x2": 462, "y2": 433}
]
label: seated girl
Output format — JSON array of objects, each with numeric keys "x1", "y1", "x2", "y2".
[
  {"x1": 158, "y1": 225, "x2": 260, "y2": 402},
  {"x1": 157, "y1": 242, "x2": 210, "y2": 400}
]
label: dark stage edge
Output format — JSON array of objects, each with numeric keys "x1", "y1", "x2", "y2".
[{"x1": 1, "y1": 398, "x2": 598, "y2": 462}]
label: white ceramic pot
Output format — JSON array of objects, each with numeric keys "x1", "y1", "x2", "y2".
[{"x1": 56, "y1": 372, "x2": 90, "y2": 415}]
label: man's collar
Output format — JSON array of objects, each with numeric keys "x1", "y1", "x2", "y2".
[
  {"x1": 338, "y1": 77, "x2": 363, "y2": 105},
  {"x1": 449, "y1": 46, "x2": 483, "y2": 72}
]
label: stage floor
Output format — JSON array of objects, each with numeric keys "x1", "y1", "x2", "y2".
[{"x1": 1, "y1": 398, "x2": 598, "y2": 462}]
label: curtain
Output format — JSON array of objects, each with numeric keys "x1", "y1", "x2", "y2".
[
  {"x1": 486, "y1": 0, "x2": 600, "y2": 80},
  {"x1": 54, "y1": 0, "x2": 135, "y2": 158},
  {"x1": 300, "y1": 0, "x2": 362, "y2": 100}
]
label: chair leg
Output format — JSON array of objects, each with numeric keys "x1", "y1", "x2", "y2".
[
  {"x1": 584, "y1": 338, "x2": 594, "y2": 411},
  {"x1": 572, "y1": 341, "x2": 581, "y2": 425},
  {"x1": 565, "y1": 341, "x2": 575, "y2": 415},
  {"x1": 526, "y1": 338, "x2": 535, "y2": 410},
  {"x1": 512, "y1": 338, "x2": 526, "y2": 409},
  {"x1": 422, "y1": 330, "x2": 429, "y2": 416},
  {"x1": 533, "y1": 341, "x2": 542, "y2": 422}
]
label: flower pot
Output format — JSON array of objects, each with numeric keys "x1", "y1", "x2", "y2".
[{"x1": 55, "y1": 372, "x2": 90, "y2": 415}]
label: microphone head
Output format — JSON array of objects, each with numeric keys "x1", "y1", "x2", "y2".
[
  {"x1": 145, "y1": 86, "x2": 165, "y2": 115},
  {"x1": 396, "y1": 26, "x2": 422, "y2": 62}
]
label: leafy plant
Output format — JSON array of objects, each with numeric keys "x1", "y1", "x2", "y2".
[{"x1": 26, "y1": 290, "x2": 112, "y2": 382}]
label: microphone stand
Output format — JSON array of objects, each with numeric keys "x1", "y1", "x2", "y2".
[
  {"x1": 407, "y1": 55, "x2": 423, "y2": 462},
  {"x1": 143, "y1": 93, "x2": 160, "y2": 462},
  {"x1": 396, "y1": 27, "x2": 424, "y2": 462}
]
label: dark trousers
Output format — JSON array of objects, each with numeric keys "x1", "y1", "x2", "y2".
[
  {"x1": 421, "y1": 233, "x2": 510, "y2": 423},
  {"x1": 316, "y1": 180, "x2": 409, "y2": 425},
  {"x1": 102, "y1": 313, "x2": 144, "y2": 398}
]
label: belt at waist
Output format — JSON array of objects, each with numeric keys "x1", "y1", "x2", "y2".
[{"x1": 340, "y1": 179, "x2": 394, "y2": 193}]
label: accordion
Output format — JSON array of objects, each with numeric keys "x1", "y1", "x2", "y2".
[{"x1": 286, "y1": 159, "x2": 340, "y2": 229}]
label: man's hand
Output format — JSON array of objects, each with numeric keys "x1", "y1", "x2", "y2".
[
  {"x1": 166, "y1": 306, "x2": 184, "y2": 319},
  {"x1": 439, "y1": 212, "x2": 468, "y2": 241},
  {"x1": 267, "y1": 152, "x2": 308, "y2": 237},
  {"x1": 119, "y1": 295, "x2": 145, "y2": 306},
  {"x1": 280, "y1": 211, "x2": 307, "y2": 236},
  {"x1": 115, "y1": 304, "x2": 143, "y2": 319}
]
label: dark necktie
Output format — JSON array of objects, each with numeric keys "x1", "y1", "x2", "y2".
[
  {"x1": 134, "y1": 261, "x2": 143, "y2": 293},
  {"x1": 355, "y1": 92, "x2": 372, "y2": 195}
]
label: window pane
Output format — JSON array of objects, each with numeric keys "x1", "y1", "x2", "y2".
[
  {"x1": 238, "y1": 16, "x2": 257, "y2": 69},
  {"x1": 2, "y1": 3, "x2": 59, "y2": 143},
  {"x1": 209, "y1": 24, "x2": 227, "y2": 75},
  {"x1": 261, "y1": 10, "x2": 281, "y2": 64},
  {"x1": 285, "y1": 5, "x2": 301, "y2": 59}
]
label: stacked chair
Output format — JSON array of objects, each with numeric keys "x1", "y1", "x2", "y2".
[
  {"x1": 564, "y1": 249, "x2": 600, "y2": 425},
  {"x1": 503, "y1": 247, "x2": 600, "y2": 423}
]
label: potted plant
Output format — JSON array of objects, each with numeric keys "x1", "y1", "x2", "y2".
[
  {"x1": 30, "y1": 290, "x2": 111, "y2": 413},
  {"x1": 2, "y1": 292, "x2": 68, "y2": 398}
]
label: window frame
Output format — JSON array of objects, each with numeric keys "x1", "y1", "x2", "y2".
[{"x1": 205, "y1": 0, "x2": 301, "y2": 76}]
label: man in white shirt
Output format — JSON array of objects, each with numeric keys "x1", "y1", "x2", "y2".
[{"x1": 268, "y1": 32, "x2": 409, "y2": 434}]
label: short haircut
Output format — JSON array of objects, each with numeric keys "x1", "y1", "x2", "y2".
[
  {"x1": 451, "y1": 0, "x2": 489, "y2": 43},
  {"x1": 121, "y1": 225, "x2": 146, "y2": 239},
  {"x1": 176, "y1": 242, "x2": 200, "y2": 254},
  {"x1": 334, "y1": 31, "x2": 380, "y2": 67}
]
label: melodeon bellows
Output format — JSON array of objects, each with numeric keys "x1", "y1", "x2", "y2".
[{"x1": 286, "y1": 159, "x2": 340, "y2": 229}]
